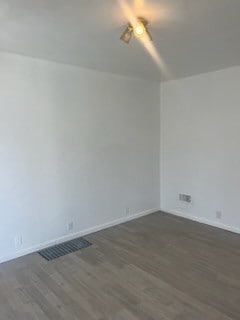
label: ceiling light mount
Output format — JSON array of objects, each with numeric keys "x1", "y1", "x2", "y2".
[{"x1": 120, "y1": 17, "x2": 152, "y2": 44}]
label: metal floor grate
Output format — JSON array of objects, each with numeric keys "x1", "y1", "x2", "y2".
[{"x1": 38, "y1": 237, "x2": 92, "y2": 261}]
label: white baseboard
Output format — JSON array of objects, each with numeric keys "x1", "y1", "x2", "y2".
[
  {"x1": 161, "y1": 208, "x2": 240, "y2": 235},
  {"x1": 0, "y1": 208, "x2": 159, "y2": 264}
]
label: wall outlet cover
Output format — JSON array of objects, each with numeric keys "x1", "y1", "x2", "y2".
[
  {"x1": 216, "y1": 211, "x2": 222, "y2": 219},
  {"x1": 125, "y1": 207, "x2": 130, "y2": 215},
  {"x1": 68, "y1": 222, "x2": 74, "y2": 231},
  {"x1": 14, "y1": 235, "x2": 22, "y2": 248}
]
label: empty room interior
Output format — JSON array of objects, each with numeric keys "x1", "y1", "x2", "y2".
[{"x1": 0, "y1": 0, "x2": 240, "y2": 319}]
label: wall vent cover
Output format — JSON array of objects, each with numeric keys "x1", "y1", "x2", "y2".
[
  {"x1": 38, "y1": 237, "x2": 92, "y2": 261},
  {"x1": 179, "y1": 194, "x2": 192, "y2": 203}
]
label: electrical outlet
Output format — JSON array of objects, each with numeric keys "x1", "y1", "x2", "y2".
[
  {"x1": 216, "y1": 211, "x2": 222, "y2": 220},
  {"x1": 68, "y1": 222, "x2": 74, "y2": 231},
  {"x1": 125, "y1": 207, "x2": 130, "y2": 215},
  {"x1": 14, "y1": 235, "x2": 22, "y2": 248}
]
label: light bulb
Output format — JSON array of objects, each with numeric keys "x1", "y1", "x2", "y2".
[{"x1": 134, "y1": 23, "x2": 146, "y2": 38}]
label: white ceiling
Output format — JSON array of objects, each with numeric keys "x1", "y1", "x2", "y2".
[{"x1": 0, "y1": 0, "x2": 240, "y2": 81}]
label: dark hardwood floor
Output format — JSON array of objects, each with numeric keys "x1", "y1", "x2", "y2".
[{"x1": 0, "y1": 212, "x2": 240, "y2": 319}]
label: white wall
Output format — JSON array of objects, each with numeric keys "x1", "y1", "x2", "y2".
[
  {"x1": 161, "y1": 66, "x2": 240, "y2": 233},
  {"x1": 0, "y1": 52, "x2": 160, "y2": 262}
]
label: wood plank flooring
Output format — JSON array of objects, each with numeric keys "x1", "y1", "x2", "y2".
[{"x1": 0, "y1": 212, "x2": 240, "y2": 319}]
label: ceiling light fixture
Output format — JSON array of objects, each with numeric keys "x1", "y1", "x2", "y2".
[{"x1": 120, "y1": 17, "x2": 152, "y2": 44}]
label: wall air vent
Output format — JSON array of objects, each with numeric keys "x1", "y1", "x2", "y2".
[{"x1": 179, "y1": 194, "x2": 192, "y2": 203}]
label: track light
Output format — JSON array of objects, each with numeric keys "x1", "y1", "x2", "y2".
[
  {"x1": 120, "y1": 24, "x2": 133, "y2": 44},
  {"x1": 120, "y1": 17, "x2": 152, "y2": 44}
]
